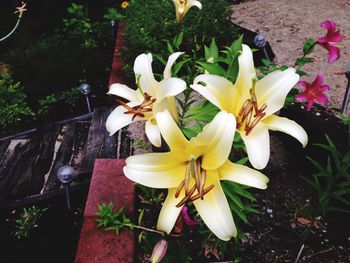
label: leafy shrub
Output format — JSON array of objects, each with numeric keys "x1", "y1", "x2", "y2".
[
  {"x1": 0, "y1": 73, "x2": 35, "y2": 129},
  {"x1": 122, "y1": 0, "x2": 239, "y2": 77}
]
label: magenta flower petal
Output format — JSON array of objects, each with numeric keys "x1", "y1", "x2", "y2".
[
  {"x1": 318, "y1": 42, "x2": 340, "y2": 63},
  {"x1": 311, "y1": 73, "x2": 324, "y2": 87},
  {"x1": 321, "y1": 20, "x2": 337, "y2": 34},
  {"x1": 180, "y1": 206, "x2": 198, "y2": 228},
  {"x1": 297, "y1": 73, "x2": 330, "y2": 110},
  {"x1": 317, "y1": 20, "x2": 342, "y2": 63},
  {"x1": 316, "y1": 93, "x2": 329, "y2": 106}
]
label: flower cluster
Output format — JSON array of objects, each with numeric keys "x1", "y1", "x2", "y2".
[{"x1": 106, "y1": 44, "x2": 308, "y2": 241}]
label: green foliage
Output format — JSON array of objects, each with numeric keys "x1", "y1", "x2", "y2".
[
  {"x1": 96, "y1": 203, "x2": 133, "y2": 234},
  {"x1": 137, "y1": 184, "x2": 164, "y2": 206},
  {"x1": 104, "y1": 7, "x2": 125, "y2": 21},
  {"x1": 59, "y1": 86, "x2": 81, "y2": 107},
  {"x1": 303, "y1": 132, "x2": 350, "y2": 216},
  {"x1": 13, "y1": 206, "x2": 47, "y2": 239},
  {"x1": 0, "y1": 73, "x2": 35, "y2": 129},
  {"x1": 122, "y1": 0, "x2": 239, "y2": 77},
  {"x1": 134, "y1": 138, "x2": 152, "y2": 151},
  {"x1": 38, "y1": 94, "x2": 58, "y2": 115},
  {"x1": 63, "y1": 3, "x2": 103, "y2": 49},
  {"x1": 303, "y1": 39, "x2": 317, "y2": 55}
]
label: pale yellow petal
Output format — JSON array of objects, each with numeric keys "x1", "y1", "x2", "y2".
[
  {"x1": 235, "y1": 44, "x2": 256, "y2": 107},
  {"x1": 157, "y1": 78, "x2": 186, "y2": 100},
  {"x1": 163, "y1": 52, "x2": 184, "y2": 79},
  {"x1": 107, "y1": 83, "x2": 143, "y2": 103},
  {"x1": 157, "y1": 188, "x2": 184, "y2": 234},
  {"x1": 263, "y1": 115, "x2": 308, "y2": 147},
  {"x1": 156, "y1": 110, "x2": 188, "y2": 150},
  {"x1": 124, "y1": 153, "x2": 185, "y2": 188},
  {"x1": 219, "y1": 160, "x2": 269, "y2": 189},
  {"x1": 106, "y1": 103, "x2": 141, "y2": 136},
  {"x1": 240, "y1": 122, "x2": 270, "y2": 170},
  {"x1": 145, "y1": 119, "x2": 162, "y2": 147},
  {"x1": 255, "y1": 68, "x2": 299, "y2": 116},
  {"x1": 133, "y1": 53, "x2": 158, "y2": 95},
  {"x1": 191, "y1": 74, "x2": 238, "y2": 112},
  {"x1": 193, "y1": 171, "x2": 237, "y2": 241},
  {"x1": 191, "y1": 111, "x2": 236, "y2": 170}
]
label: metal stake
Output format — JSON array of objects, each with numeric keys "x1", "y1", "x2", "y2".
[
  {"x1": 57, "y1": 166, "x2": 76, "y2": 210},
  {"x1": 341, "y1": 70, "x2": 350, "y2": 115},
  {"x1": 254, "y1": 34, "x2": 269, "y2": 62},
  {"x1": 80, "y1": 83, "x2": 92, "y2": 114}
]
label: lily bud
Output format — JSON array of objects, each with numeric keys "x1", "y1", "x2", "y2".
[{"x1": 150, "y1": 239, "x2": 168, "y2": 263}]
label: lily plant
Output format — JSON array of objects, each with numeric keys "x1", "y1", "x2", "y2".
[
  {"x1": 106, "y1": 52, "x2": 186, "y2": 147},
  {"x1": 123, "y1": 110, "x2": 269, "y2": 241},
  {"x1": 172, "y1": 0, "x2": 202, "y2": 23},
  {"x1": 192, "y1": 44, "x2": 308, "y2": 169}
]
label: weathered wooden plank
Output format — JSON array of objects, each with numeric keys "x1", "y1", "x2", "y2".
[
  {"x1": 99, "y1": 107, "x2": 117, "y2": 158},
  {"x1": 0, "y1": 140, "x2": 10, "y2": 166},
  {"x1": 78, "y1": 107, "x2": 112, "y2": 175},
  {"x1": 119, "y1": 127, "x2": 133, "y2": 159},
  {"x1": 43, "y1": 122, "x2": 76, "y2": 193},
  {"x1": 0, "y1": 123, "x2": 61, "y2": 201}
]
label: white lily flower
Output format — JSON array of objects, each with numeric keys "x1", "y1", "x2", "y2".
[
  {"x1": 172, "y1": 0, "x2": 202, "y2": 23},
  {"x1": 124, "y1": 110, "x2": 269, "y2": 241},
  {"x1": 191, "y1": 44, "x2": 308, "y2": 169},
  {"x1": 106, "y1": 52, "x2": 186, "y2": 147}
]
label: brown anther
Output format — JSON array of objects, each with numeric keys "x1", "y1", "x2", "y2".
[
  {"x1": 113, "y1": 92, "x2": 156, "y2": 120},
  {"x1": 176, "y1": 184, "x2": 196, "y2": 208},
  {"x1": 246, "y1": 112, "x2": 266, "y2": 135},
  {"x1": 239, "y1": 99, "x2": 250, "y2": 116},
  {"x1": 175, "y1": 180, "x2": 185, "y2": 198},
  {"x1": 190, "y1": 184, "x2": 215, "y2": 202},
  {"x1": 254, "y1": 103, "x2": 267, "y2": 117}
]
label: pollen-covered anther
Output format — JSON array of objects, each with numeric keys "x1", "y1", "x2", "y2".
[
  {"x1": 175, "y1": 159, "x2": 214, "y2": 207},
  {"x1": 237, "y1": 89, "x2": 267, "y2": 136},
  {"x1": 114, "y1": 92, "x2": 156, "y2": 120}
]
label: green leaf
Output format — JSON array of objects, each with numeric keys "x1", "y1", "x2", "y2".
[
  {"x1": 303, "y1": 39, "x2": 316, "y2": 55},
  {"x1": 184, "y1": 102, "x2": 220, "y2": 122},
  {"x1": 197, "y1": 61, "x2": 226, "y2": 76},
  {"x1": 173, "y1": 31, "x2": 184, "y2": 49},
  {"x1": 295, "y1": 57, "x2": 313, "y2": 68},
  {"x1": 173, "y1": 59, "x2": 191, "y2": 76}
]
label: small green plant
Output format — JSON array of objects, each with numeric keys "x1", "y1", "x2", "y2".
[
  {"x1": 13, "y1": 206, "x2": 47, "y2": 239},
  {"x1": 96, "y1": 203, "x2": 133, "y2": 234},
  {"x1": 59, "y1": 86, "x2": 81, "y2": 108},
  {"x1": 38, "y1": 94, "x2": 58, "y2": 115},
  {"x1": 134, "y1": 138, "x2": 152, "y2": 151},
  {"x1": 303, "y1": 121, "x2": 350, "y2": 215},
  {"x1": 0, "y1": 73, "x2": 35, "y2": 129}
]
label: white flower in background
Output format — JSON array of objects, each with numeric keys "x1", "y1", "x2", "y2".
[
  {"x1": 192, "y1": 44, "x2": 308, "y2": 169},
  {"x1": 172, "y1": 0, "x2": 202, "y2": 23},
  {"x1": 124, "y1": 110, "x2": 269, "y2": 241},
  {"x1": 106, "y1": 52, "x2": 186, "y2": 147}
]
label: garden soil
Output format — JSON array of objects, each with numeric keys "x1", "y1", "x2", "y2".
[{"x1": 233, "y1": 0, "x2": 350, "y2": 113}]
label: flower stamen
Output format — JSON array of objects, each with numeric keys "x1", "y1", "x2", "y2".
[
  {"x1": 114, "y1": 92, "x2": 156, "y2": 121},
  {"x1": 175, "y1": 159, "x2": 214, "y2": 207},
  {"x1": 237, "y1": 89, "x2": 267, "y2": 136}
]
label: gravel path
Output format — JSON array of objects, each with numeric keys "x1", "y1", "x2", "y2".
[{"x1": 233, "y1": 0, "x2": 350, "y2": 113}]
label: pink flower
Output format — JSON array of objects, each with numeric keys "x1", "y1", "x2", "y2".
[
  {"x1": 317, "y1": 20, "x2": 342, "y2": 63},
  {"x1": 150, "y1": 239, "x2": 168, "y2": 263},
  {"x1": 296, "y1": 73, "x2": 330, "y2": 110},
  {"x1": 180, "y1": 206, "x2": 197, "y2": 228}
]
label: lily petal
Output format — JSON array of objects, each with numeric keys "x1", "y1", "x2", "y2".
[
  {"x1": 124, "y1": 153, "x2": 185, "y2": 188},
  {"x1": 256, "y1": 68, "x2": 300, "y2": 116},
  {"x1": 188, "y1": 0, "x2": 202, "y2": 10},
  {"x1": 236, "y1": 44, "x2": 256, "y2": 105},
  {"x1": 240, "y1": 122, "x2": 270, "y2": 170},
  {"x1": 262, "y1": 115, "x2": 308, "y2": 147},
  {"x1": 107, "y1": 83, "x2": 143, "y2": 103},
  {"x1": 157, "y1": 188, "x2": 184, "y2": 234},
  {"x1": 163, "y1": 52, "x2": 184, "y2": 79},
  {"x1": 156, "y1": 110, "x2": 188, "y2": 150},
  {"x1": 157, "y1": 78, "x2": 186, "y2": 100},
  {"x1": 145, "y1": 119, "x2": 162, "y2": 147},
  {"x1": 192, "y1": 111, "x2": 236, "y2": 170},
  {"x1": 191, "y1": 74, "x2": 238, "y2": 112},
  {"x1": 193, "y1": 172, "x2": 237, "y2": 241},
  {"x1": 219, "y1": 160, "x2": 269, "y2": 189},
  {"x1": 134, "y1": 53, "x2": 158, "y2": 95},
  {"x1": 106, "y1": 103, "x2": 141, "y2": 136}
]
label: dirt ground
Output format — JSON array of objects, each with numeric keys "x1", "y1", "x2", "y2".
[{"x1": 232, "y1": 0, "x2": 350, "y2": 113}]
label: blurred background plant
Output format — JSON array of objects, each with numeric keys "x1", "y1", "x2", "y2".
[{"x1": 13, "y1": 206, "x2": 47, "y2": 239}]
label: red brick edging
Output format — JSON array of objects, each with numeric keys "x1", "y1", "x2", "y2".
[{"x1": 75, "y1": 159, "x2": 135, "y2": 263}]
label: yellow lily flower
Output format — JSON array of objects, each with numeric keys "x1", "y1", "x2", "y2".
[
  {"x1": 191, "y1": 44, "x2": 308, "y2": 169},
  {"x1": 106, "y1": 52, "x2": 186, "y2": 147},
  {"x1": 172, "y1": 0, "x2": 202, "y2": 23},
  {"x1": 123, "y1": 110, "x2": 269, "y2": 241}
]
